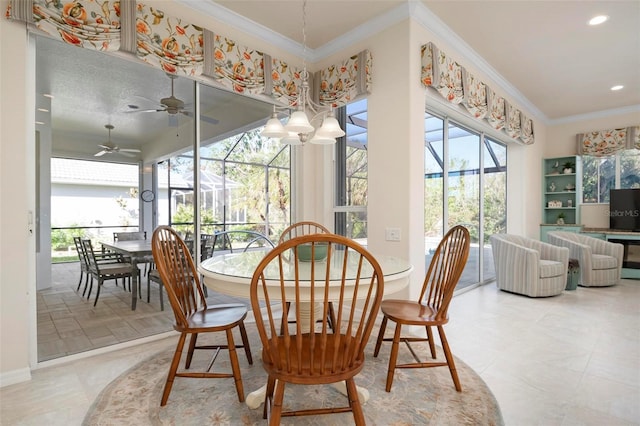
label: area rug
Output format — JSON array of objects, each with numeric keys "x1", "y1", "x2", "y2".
[{"x1": 84, "y1": 329, "x2": 503, "y2": 425}]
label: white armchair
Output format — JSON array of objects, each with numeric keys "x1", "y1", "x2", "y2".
[
  {"x1": 547, "y1": 231, "x2": 623, "y2": 287},
  {"x1": 490, "y1": 234, "x2": 569, "y2": 297}
]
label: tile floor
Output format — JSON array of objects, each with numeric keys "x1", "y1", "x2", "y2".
[
  {"x1": 37, "y1": 262, "x2": 243, "y2": 361},
  {"x1": 1, "y1": 278, "x2": 638, "y2": 425}
]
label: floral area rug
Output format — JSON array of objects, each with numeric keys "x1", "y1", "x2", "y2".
[{"x1": 83, "y1": 329, "x2": 503, "y2": 425}]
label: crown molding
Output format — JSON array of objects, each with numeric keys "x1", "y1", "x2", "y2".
[
  {"x1": 548, "y1": 104, "x2": 640, "y2": 126},
  {"x1": 410, "y1": 2, "x2": 547, "y2": 124},
  {"x1": 176, "y1": 0, "x2": 631, "y2": 126}
]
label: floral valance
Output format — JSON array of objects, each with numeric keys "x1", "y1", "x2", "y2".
[
  {"x1": 315, "y1": 50, "x2": 372, "y2": 107},
  {"x1": 577, "y1": 126, "x2": 640, "y2": 157},
  {"x1": 6, "y1": 0, "x2": 128, "y2": 51},
  {"x1": 6, "y1": 0, "x2": 370, "y2": 109},
  {"x1": 203, "y1": 30, "x2": 266, "y2": 95},
  {"x1": 421, "y1": 42, "x2": 534, "y2": 145}
]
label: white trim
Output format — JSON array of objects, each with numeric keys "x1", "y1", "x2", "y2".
[
  {"x1": 0, "y1": 368, "x2": 32, "y2": 388},
  {"x1": 549, "y1": 104, "x2": 640, "y2": 125},
  {"x1": 33, "y1": 331, "x2": 178, "y2": 371}
]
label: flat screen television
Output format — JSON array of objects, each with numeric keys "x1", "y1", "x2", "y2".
[{"x1": 609, "y1": 188, "x2": 640, "y2": 231}]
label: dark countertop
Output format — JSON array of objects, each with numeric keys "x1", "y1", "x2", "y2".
[{"x1": 581, "y1": 228, "x2": 640, "y2": 236}]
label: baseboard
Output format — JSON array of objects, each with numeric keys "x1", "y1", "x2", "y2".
[{"x1": 0, "y1": 367, "x2": 32, "y2": 388}]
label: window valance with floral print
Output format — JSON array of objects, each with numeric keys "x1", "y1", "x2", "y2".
[
  {"x1": 577, "y1": 126, "x2": 640, "y2": 157},
  {"x1": 6, "y1": 0, "x2": 127, "y2": 51},
  {"x1": 6, "y1": 0, "x2": 371, "y2": 109},
  {"x1": 421, "y1": 42, "x2": 534, "y2": 145},
  {"x1": 315, "y1": 50, "x2": 372, "y2": 107}
]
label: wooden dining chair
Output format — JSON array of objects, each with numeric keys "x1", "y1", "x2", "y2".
[
  {"x1": 373, "y1": 225, "x2": 470, "y2": 392},
  {"x1": 151, "y1": 225, "x2": 253, "y2": 406},
  {"x1": 278, "y1": 220, "x2": 330, "y2": 244},
  {"x1": 278, "y1": 221, "x2": 334, "y2": 331},
  {"x1": 250, "y1": 233, "x2": 384, "y2": 425}
]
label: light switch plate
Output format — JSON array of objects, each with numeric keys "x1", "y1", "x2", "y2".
[{"x1": 385, "y1": 227, "x2": 401, "y2": 241}]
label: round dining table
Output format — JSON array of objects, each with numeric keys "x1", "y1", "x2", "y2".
[{"x1": 199, "y1": 249, "x2": 413, "y2": 409}]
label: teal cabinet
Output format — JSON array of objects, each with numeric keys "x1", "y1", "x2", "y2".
[
  {"x1": 542, "y1": 156, "x2": 581, "y2": 227},
  {"x1": 540, "y1": 224, "x2": 582, "y2": 243}
]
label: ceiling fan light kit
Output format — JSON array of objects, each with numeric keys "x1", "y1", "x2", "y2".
[
  {"x1": 124, "y1": 73, "x2": 219, "y2": 126},
  {"x1": 94, "y1": 124, "x2": 141, "y2": 157}
]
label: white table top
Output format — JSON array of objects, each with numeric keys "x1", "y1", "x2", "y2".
[{"x1": 199, "y1": 250, "x2": 413, "y2": 299}]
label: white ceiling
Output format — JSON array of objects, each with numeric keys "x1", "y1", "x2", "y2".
[
  {"x1": 37, "y1": 0, "x2": 640, "y2": 157},
  {"x1": 212, "y1": 0, "x2": 640, "y2": 121}
]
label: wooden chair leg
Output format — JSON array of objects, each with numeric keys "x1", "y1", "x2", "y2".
[
  {"x1": 373, "y1": 316, "x2": 388, "y2": 357},
  {"x1": 185, "y1": 333, "x2": 198, "y2": 368},
  {"x1": 328, "y1": 301, "x2": 337, "y2": 332},
  {"x1": 238, "y1": 321, "x2": 253, "y2": 364},
  {"x1": 226, "y1": 329, "x2": 245, "y2": 402},
  {"x1": 263, "y1": 376, "x2": 276, "y2": 420},
  {"x1": 437, "y1": 325, "x2": 461, "y2": 391},
  {"x1": 426, "y1": 325, "x2": 437, "y2": 359},
  {"x1": 269, "y1": 380, "x2": 285, "y2": 426},
  {"x1": 346, "y1": 377, "x2": 365, "y2": 425},
  {"x1": 161, "y1": 332, "x2": 187, "y2": 406},
  {"x1": 385, "y1": 322, "x2": 402, "y2": 392}
]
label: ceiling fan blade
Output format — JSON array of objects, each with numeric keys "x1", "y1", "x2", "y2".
[
  {"x1": 94, "y1": 150, "x2": 108, "y2": 157},
  {"x1": 116, "y1": 151, "x2": 136, "y2": 158},
  {"x1": 98, "y1": 144, "x2": 111, "y2": 149},
  {"x1": 124, "y1": 108, "x2": 165, "y2": 113},
  {"x1": 119, "y1": 148, "x2": 142, "y2": 153}
]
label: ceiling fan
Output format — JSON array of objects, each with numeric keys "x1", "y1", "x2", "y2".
[
  {"x1": 125, "y1": 74, "x2": 219, "y2": 126},
  {"x1": 94, "y1": 124, "x2": 141, "y2": 157}
]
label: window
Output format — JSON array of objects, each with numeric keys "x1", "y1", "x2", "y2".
[
  {"x1": 159, "y1": 128, "x2": 290, "y2": 241},
  {"x1": 582, "y1": 150, "x2": 640, "y2": 203},
  {"x1": 334, "y1": 99, "x2": 368, "y2": 241}
]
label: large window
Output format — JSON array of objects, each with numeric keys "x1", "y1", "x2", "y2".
[
  {"x1": 425, "y1": 112, "x2": 507, "y2": 290},
  {"x1": 335, "y1": 99, "x2": 368, "y2": 241},
  {"x1": 159, "y1": 128, "x2": 290, "y2": 243},
  {"x1": 582, "y1": 150, "x2": 640, "y2": 203}
]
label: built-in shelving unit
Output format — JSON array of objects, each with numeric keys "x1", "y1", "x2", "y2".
[{"x1": 540, "y1": 156, "x2": 582, "y2": 241}]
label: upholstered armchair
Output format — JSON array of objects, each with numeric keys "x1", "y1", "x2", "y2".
[
  {"x1": 547, "y1": 231, "x2": 623, "y2": 287},
  {"x1": 490, "y1": 234, "x2": 569, "y2": 297}
]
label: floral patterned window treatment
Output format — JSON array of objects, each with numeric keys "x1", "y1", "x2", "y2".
[
  {"x1": 577, "y1": 126, "x2": 640, "y2": 157},
  {"x1": 7, "y1": 0, "x2": 371, "y2": 108},
  {"x1": 421, "y1": 42, "x2": 535, "y2": 145}
]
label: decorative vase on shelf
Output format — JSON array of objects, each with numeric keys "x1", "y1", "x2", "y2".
[
  {"x1": 549, "y1": 181, "x2": 556, "y2": 192},
  {"x1": 563, "y1": 168, "x2": 572, "y2": 174},
  {"x1": 557, "y1": 217, "x2": 565, "y2": 225}
]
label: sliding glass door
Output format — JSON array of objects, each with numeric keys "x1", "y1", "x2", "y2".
[{"x1": 424, "y1": 112, "x2": 507, "y2": 290}]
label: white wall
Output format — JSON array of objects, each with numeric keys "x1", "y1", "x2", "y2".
[{"x1": 1, "y1": 3, "x2": 35, "y2": 385}]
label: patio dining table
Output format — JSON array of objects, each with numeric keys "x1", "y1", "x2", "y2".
[{"x1": 100, "y1": 239, "x2": 153, "y2": 310}]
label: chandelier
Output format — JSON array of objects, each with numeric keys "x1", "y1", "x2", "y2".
[{"x1": 260, "y1": 0, "x2": 345, "y2": 145}]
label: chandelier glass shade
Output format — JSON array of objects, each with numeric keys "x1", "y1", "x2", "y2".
[{"x1": 260, "y1": 0, "x2": 345, "y2": 145}]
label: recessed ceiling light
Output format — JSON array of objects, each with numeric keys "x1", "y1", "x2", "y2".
[
  {"x1": 611, "y1": 85, "x2": 624, "y2": 91},
  {"x1": 588, "y1": 15, "x2": 608, "y2": 26}
]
